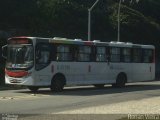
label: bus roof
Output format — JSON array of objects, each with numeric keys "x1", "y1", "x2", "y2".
[
  {"x1": 49, "y1": 37, "x2": 155, "y2": 49},
  {"x1": 8, "y1": 36, "x2": 155, "y2": 49}
]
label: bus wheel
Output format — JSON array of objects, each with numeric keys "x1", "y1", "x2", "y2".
[
  {"x1": 112, "y1": 73, "x2": 127, "y2": 88},
  {"x1": 50, "y1": 75, "x2": 65, "y2": 92},
  {"x1": 28, "y1": 86, "x2": 39, "y2": 92},
  {"x1": 94, "y1": 84, "x2": 105, "y2": 88}
]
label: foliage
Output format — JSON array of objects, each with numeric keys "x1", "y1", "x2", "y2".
[
  {"x1": 0, "y1": 0, "x2": 160, "y2": 43},
  {"x1": 1, "y1": 0, "x2": 160, "y2": 85}
]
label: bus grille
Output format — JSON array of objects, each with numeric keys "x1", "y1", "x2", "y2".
[{"x1": 10, "y1": 79, "x2": 22, "y2": 83}]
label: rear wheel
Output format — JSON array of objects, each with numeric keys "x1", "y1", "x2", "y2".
[
  {"x1": 28, "y1": 86, "x2": 39, "y2": 92},
  {"x1": 50, "y1": 75, "x2": 65, "y2": 92},
  {"x1": 112, "y1": 73, "x2": 127, "y2": 88}
]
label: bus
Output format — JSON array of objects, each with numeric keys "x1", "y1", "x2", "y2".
[{"x1": 2, "y1": 36, "x2": 155, "y2": 92}]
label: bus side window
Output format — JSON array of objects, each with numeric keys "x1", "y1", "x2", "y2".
[
  {"x1": 56, "y1": 45, "x2": 73, "y2": 61},
  {"x1": 110, "y1": 47, "x2": 120, "y2": 62},
  {"x1": 122, "y1": 48, "x2": 131, "y2": 62},
  {"x1": 35, "y1": 43, "x2": 51, "y2": 70},
  {"x1": 38, "y1": 51, "x2": 50, "y2": 64},
  {"x1": 143, "y1": 49, "x2": 153, "y2": 63},
  {"x1": 132, "y1": 48, "x2": 142, "y2": 63},
  {"x1": 77, "y1": 46, "x2": 91, "y2": 62},
  {"x1": 96, "y1": 47, "x2": 107, "y2": 62}
]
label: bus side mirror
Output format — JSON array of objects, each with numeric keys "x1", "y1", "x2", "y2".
[{"x1": 2, "y1": 45, "x2": 7, "y2": 59}]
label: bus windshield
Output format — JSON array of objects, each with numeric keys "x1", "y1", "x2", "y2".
[{"x1": 6, "y1": 45, "x2": 34, "y2": 69}]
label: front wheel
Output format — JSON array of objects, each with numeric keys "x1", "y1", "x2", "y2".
[
  {"x1": 28, "y1": 86, "x2": 39, "y2": 92},
  {"x1": 50, "y1": 75, "x2": 65, "y2": 92}
]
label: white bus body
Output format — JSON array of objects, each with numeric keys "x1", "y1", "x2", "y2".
[{"x1": 3, "y1": 37, "x2": 155, "y2": 92}]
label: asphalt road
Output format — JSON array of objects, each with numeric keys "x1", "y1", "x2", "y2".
[{"x1": 0, "y1": 81, "x2": 160, "y2": 120}]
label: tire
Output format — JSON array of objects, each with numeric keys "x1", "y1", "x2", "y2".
[
  {"x1": 28, "y1": 86, "x2": 39, "y2": 92},
  {"x1": 112, "y1": 73, "x2": 127, "y2": 88},
  {"x1": 94, "y1": 84, "x2": 105, "y2": 88},
  {"x1": 50, "y1": 75, "x2": 65, "y2": 92}
]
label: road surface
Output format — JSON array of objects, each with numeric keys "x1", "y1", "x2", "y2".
[{"x1": 0, "y1": 81, "x2": 160, "y2": 120}]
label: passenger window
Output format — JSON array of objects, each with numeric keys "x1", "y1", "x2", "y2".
[
  {"x1": 56, "y1": 45, "x2": 72, "y2": 61},
  {"x1": 36, "y1": 43, "x2": 51, "y2": 70},
  {"x1": 133, "y1": 49, "x2": 142, "y2": 63},
  {"x1": 110, "y1": 47, "x2": 120, "y2": 62},
  {"x1": 143, "y1": 49, "x2": 153, "y2": 63},
  {"x1": 38, "y1": 50, "x2": 50, "y2": 64},
  {"x1": 96, "y1": 47, "x2": 107, "y2": 62},
  {"x1": 122, "y1": 48, "x2": 131, "y2": 62},
  {"x1": 77, "y1": 46, "x2": 91, "y2": 62}
]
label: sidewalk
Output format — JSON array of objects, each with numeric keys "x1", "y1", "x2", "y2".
[
  {"x1": 56, "y1": 96, "x2": 160, "y2": 115},
  {"x1": 51, "y1": 96, "x2": 160, "y2": 120}
]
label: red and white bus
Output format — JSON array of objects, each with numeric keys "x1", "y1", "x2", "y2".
[{"x1": 2, "y1": 36, "x2": 155, "y2": 92}]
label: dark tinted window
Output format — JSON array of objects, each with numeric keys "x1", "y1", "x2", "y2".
[
  {"x1": 143, "y1": 49, "x2": 153, "y2": 63},
  {"x1": 56, "y1": 45, "x2": 73, "y2": 61},
  {"x1": 133, "y1": 48, "x2": 142, "y2": 63},
  {"x1": 110, "y1": 47, "x2": 120, "y2": 62},
  {"x1": 122, "y1": 48, "x2": 131, "y2": 62},
  {"x1": 77, "y1": 46, "x2": 91, "y2": 62},
  {"x1": 96, "y1": 47, "x2": 107, "y2": 62}
]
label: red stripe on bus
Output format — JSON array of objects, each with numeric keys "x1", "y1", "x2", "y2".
[
  {"x1": 84, "y1": 41, "x2": 93, "y2": 45},
  {"x1": 5, "y1": 69, "x2": 29, "y2": 77},
  {"x1": 10, "y1": 36, "x2": 28, "y2": 39}
]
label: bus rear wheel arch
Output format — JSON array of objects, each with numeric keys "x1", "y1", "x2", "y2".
[
  {"x1": 112, "y1": 73, "x2": 127, "y2": 88},
  {"x1": 50, "y1": 73, "x2": 66, "y2": 92}
]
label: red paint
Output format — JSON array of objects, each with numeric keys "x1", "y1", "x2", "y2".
[
  {"x1": 17, "y1": 39, "x2": 29, "y2": 44},
  {"x1": 10, "y1": 36, "x2": 28, "y2": 39},
  {"x1": 84, "y1": 41, "x2": 93, "y2": 45},
  {"x1": 5, "y1": 69, "x2": 29, "y2": 77},
  {"x1": 8, "y1": 36, "x2": 30, "y2": 44}
]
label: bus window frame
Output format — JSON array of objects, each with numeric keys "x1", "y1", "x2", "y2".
[
  {"x1": 76, "y1": 45, "x2": 93, "y2": 62},
  {"x1": 55, "y1": 44, "x2": 74, "y2": 62},
  {"x1": 110, "y1": 47, "x2": 121, "y2": 63},
  {"x1": 121, "y1": 47, "x2": 132, "y2": 63},
  {"x1": 132, "y1": 48, "x2": 143, "y2": 63},
  {"x1": 35, "y1": 43, "x2": 52, "y2": 71},
  {"x1": 95, "y1": 46, "x2": 109, "y2": 62},
  {"x1": 142, "y1": 49, "x2": 154, "y2": 63}
]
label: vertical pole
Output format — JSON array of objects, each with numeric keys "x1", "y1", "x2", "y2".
[
  {"x1": 117, "y1": 0, "x2": 122, "y2": 42},
  {"x1": 88, "y1": 10, "x2": 91, "y2": 41},
  {"x1": 87, "y1": 0, "x2": 99, "y2": 41}
]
